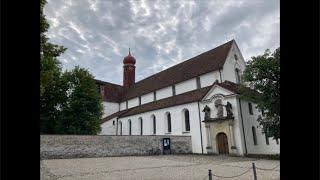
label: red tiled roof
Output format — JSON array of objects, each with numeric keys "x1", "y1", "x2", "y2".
[
  {"x1": 120, "y1": 40, "x2": 234, "y2": 101},
  {"x1": 95, "y1": 80, "x2": 124, "y2": 102},
  {"x1": 96, "y1": 40, "x2": 234, "y2": 103}
]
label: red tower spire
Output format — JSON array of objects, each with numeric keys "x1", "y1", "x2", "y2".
[{"x1": 123, "y1": 48, "x2": 136, "y2": 88}]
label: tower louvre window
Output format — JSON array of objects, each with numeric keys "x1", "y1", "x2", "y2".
[
  {"x1": 139, "y1": 96, "x2": 141, "y2": 105},
  {"x1": 153, "y1": 91, "x2": 156, "y2": 101}
]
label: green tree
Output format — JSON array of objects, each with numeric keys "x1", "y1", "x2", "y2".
[
  {"x1": 40, "y1": 0, "x2": 67, "y2": 133},
  {"x1": 239, "y1": 48, "x2": 280, "y2": 139},
  {"x1": 40, "y1": 0, "x2": 102, "y2": 134},
  {"x1": 60, "y1": 67, "x2": 103, "y2": 135}
]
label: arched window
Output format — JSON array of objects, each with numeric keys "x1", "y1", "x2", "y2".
[
  {"x1": 252, "y1": 126, "x2": 257, "y2": 145},
  {"x1": 119, "y1": 121, "x2": 122, "y2": 136},
  {"x1": 139, "y1": 117, "x2": 143, "y2": 135},
  {"x1": 183, "y1": 109, "x2": 190, "y2": 132},
  {"x1": 128, "y1": 120, "x2": 132, "y2": 135},
  {"x1": 151, "y1": 115, "x2": 156, "y2": 135},
  {"x1": 165, "y1": 112, "x2": 172, "y2": 133},
  {"x1": 235, "y1": 68, "x2": 241, "y2": 84}
]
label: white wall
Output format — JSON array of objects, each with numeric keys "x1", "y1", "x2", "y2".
[
  {"x1": 100, "y1": 118, "x2": 117, "y2": 135},
  {"x1": 128, "y1": 97, "x2": 139, "y2": 108},
  {"x1": 175, "y1": 78, "x2": 197, "y2": 95},
  {"x1": 240, "y1": 100, "x2": 280, "y2": 154},
  {"x1": 156, "y1": 86, "x2": 173, "y2": 100},
  {"x1": 222, "y1": 42, "x2": 246, "y2": 83},
  {"x1": 100, "y1": 85, "x2": 279, "y2": 155},
  {"x1": 141, "y1": 92, "x2": 154, "y2": 105},
  {"x1": 200, "y1": 71, "x2": 221, "y2": 87},
  {"x1": 102, "y1": 102, "x2": 204, "y2": 153},
  {"x1": 120, "y1": 101, "x2": 126, "y2": 110},
  {"x1": 102, "y1": 102, "x2": 119, "y2": 118}
]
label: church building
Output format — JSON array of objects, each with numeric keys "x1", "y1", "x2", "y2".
[{"x1": 96, "y1": 40, "x2": 280, "y2": 156}]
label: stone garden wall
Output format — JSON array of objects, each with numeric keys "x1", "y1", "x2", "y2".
[{"x1": 40, "y1": 135, "x2": 192, "y2": 159}]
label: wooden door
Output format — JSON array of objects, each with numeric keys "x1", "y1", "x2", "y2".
[{"x1": 217, "y1": 133, "x2": 229, "y2": 154}]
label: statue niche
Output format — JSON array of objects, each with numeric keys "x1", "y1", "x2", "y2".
[{"x1": 214, "y1": 99, "x2": 223, "y2": 118}]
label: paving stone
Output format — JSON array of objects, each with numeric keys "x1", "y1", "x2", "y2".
[{"x1": 41, "y1": 155, "x2": 279, "y2": 180}]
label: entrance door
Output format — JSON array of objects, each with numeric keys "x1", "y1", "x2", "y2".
[{"x1": 216, "y1": 133, "x2": 229, "y2": 154}]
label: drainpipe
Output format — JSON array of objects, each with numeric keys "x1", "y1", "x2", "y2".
[
  {"x1": 238, "y1": 98, "x2": 248, "y2": 155},
  {"x1": 197, "y1": 101, "x2": 204, "y2": 154},
  {"x1": 219, "y1": 68, "x2": 223, "y2": 83}
]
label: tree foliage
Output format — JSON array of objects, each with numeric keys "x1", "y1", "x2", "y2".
[
  {"x1": 40, "y1": 0, "x2": 102, "y2": 135},
  {"x1": 40, "y1": 0, "x2": 67, "y2": 133},
  {"x1": 60, "y1": 67, "x2": 103, "y2": 134},
  {"x1": 239, "y1": 48, "x2": 280, "y2": 139}
]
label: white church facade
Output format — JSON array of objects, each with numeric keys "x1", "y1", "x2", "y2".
[{"x1": 96, "y1": 40, "x2": 280, "y2": 156}]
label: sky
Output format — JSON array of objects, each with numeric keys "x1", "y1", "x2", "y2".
[{"x1": 44, "y1": 0, "x2": 279, "y2": 85}]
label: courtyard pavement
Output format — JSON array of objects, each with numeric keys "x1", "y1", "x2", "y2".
[{"x1": 41, "y1": 155, "x2": 280, "y2": 180}]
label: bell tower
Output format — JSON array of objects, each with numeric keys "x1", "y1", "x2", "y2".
[{"x1": 123, "y1": 48, "x2": 136, "y2": 88}]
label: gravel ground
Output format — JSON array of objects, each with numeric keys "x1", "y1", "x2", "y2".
[{"x1": 40, "y1": 155, "x2": 280, "y2": 180}]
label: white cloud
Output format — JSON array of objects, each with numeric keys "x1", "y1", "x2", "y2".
[{"x1": 44, "y1": 0, "x2": 279, "y2": 84}]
